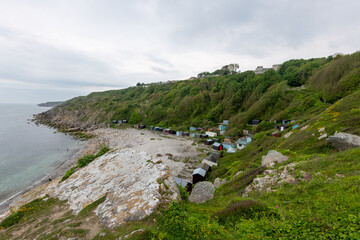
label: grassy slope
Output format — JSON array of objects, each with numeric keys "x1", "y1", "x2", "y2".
[{"x1": 2, "y1": 52, "x2": 360, "y2": 239}]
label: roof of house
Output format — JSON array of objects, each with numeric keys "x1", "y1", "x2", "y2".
[
  {"x1": 227, "y1": 148, "x2": 237, "y2": 153},
  {"x1": 174, "y1": 176, "x2": 191, "y2": 188},
  {"x1": 196, "y1": 163, "x2": 210, "y2": 171},
  {"x1": 193, "y1": 168, "x2": 206, "y2": 177},
  {"x1": 222, "y1": 142, "x2": 235, "y2": 147},
  {"x1": 213, "y1": 142, "x2": 222, "y2": 147},
  {"x1": 206, "y1": 154, "x2": 218, "y2": 163},
  {"x1": 202, "y1": 159, "x2": 218, "y2": 167}
]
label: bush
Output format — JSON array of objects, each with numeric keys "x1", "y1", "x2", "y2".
[
  {"x1": 77, "y1": 154, "x2": 95, "y2": 168},
  {"x1": 213, "y1": 200, "x2": 279, "y2": 225},
  {"x1": 61, "y1": 167, "x2": 77, "y2": 182},
  {"x1": 177, "y1": 185, "x2": 189, "y2": 203}
]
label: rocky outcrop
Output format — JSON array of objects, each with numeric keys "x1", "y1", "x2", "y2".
[
  {"x1": 214, "y1": 178, "x2": 227, "y2": 188},
  {"x1": 189, "y1": 181, "x2": 215, "y2": 203},
  {"x1": 243, "y1": 163, "x2": 298, "y2": 197},
  {"x1": 261, "y1": 150, "x2": 289, "y2": 168},
  {"x1": 8, "y1": 149, "x2": 180, "y2": 228},
  {"x1": 327, "y1": 132, "x2": 360, "y2": 151}
]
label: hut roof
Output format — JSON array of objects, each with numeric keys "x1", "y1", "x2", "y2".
[
  {"x1": 213, "y1": 142, "x2": 221, "y2": 147},
  {"x1": 193, "y1": 168, "x2": 206, "y2": 177},
  {"x1": 174, "y1": 176, "x2": 191, "y2": 188},
  {"x1": 196, "y1": 163, "x2": 210, "y2": 171}
]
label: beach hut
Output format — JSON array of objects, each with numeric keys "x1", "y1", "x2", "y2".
[
  {"x1": 170, "y1": 130, "x2": 176, "y2": 135},
  {"x1": 196, "y1": 162, "x2": 211, "y2": 172},
  {"x1": 243, "y1": 130, "x2": 251, "y2": 136},
  {"x1": 182, "y1": 132, "x2": 189, "y2": 137},
  {"x1": 205, "y1": 131, "x2": 217, "y2": 137},
  {"x1": 202, "y1": 159, "x2": 217, "y2": 167},
  {"x1": 192, "y1": 168, "x2": 207, "y2": 184},
  {"x1": 174, "y1": 176, "x2": 193, "y2": 192},
  {"x1": 272, "y1": 132, "x2": 281, "y2": 138},
  {"x1": 200, "y1": 134, "x2": 208, "y2": 139},
  {"x1": 222, "y1": 142, "x2": 235, "y2": 150},
  {"x1": 219, "y1": 130, "x2": 225, "y2": 135},
  {"x1": 213, "y1": 142, "x2": 223, "y2": 151},
  {"x1": 176, "y1": 131, "x2": 183, "y2": 136},
  {"x1": 292, "y1": 124, "x2": 299, "y2": 130},
  {"x1": 227, "y1": 148, "x2": 237, "y2": 153},
  {"x1": 164, "y1": 128, "x2": 171, "y2": 134},
  {"x1": 210, "y1": 152, "x2": 221, "y2": 160},
  {"x1": 223, "y1": 137, "x2": 233, "y2": 143},
  {"x1": 223, "y1": 120, "x2": 229, "y2": 125},
  {"x1": 122, "y1": 120, "x2": 128, "y2": 123},
  {"x1": 189, "y1": 126, "x2": 197, "y2": 131},
  {"x1": 206, "y1": 153, "x2": 219, "y2": 164},
  {"x1": 204, "y1": 139, "x2": 213, "y2": 145},
  {"x1": 218, "y1": 125, "x2": 227, "y2": 131},
  {"x1": 251, "y1": 119, "x2": 262, "y2": 125},
  {"x1": 139, "y1": 125, "x2": 146, "y2": 129},
  {"x1": 236, "y1": 137, "x2": 252, "y2": 149},
  {"x1": 112, "y1": 120, "x2": 118, "y2": 124}
]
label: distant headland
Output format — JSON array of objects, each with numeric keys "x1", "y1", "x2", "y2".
[{"x1": 37, "y1": 101, "x2": 64, "y2": 107}]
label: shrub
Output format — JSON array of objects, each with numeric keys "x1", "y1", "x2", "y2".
[
  {"x1": 77, "y1": 154, "x2": 95, "y2": 168},
  {"x1": 213, "y1": 200, "x2": 279, "y2": 225},
  {"x1": 61, "y1": 167, "x2": 77, "y2": 182}
]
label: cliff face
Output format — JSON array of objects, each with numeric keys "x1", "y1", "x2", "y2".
[{"x1": 35, "y1": 106, "x2": 107, "y2": 131}]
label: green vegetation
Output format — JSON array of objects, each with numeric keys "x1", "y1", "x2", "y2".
[
  {"x1": 78, "y1": 195, "x2": 107, "y2": 217},
  {"x1": 61, "y1": 145, "x2": 110, "y2": 182},
  {"x1": 2, "y1": 52, "x2": 360, "y2": 239}
]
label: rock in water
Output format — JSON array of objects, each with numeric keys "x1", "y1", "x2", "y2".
[
  {"x1": 261, "y1": 150, "x2": 289, "y2": 168},
  {"x1": 51, "y1": 149, "x2": 179, "y2": 228},
  {"x1": 189, "y1": 181, "x2": 215, "y2": 203},
  {"x1": 328, "y1": 132, "x2": 360, "y2": 151}
]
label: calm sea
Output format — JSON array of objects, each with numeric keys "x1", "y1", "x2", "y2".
[{"x1": 0, "y1": 103, "x2": 84, "y2": 210}]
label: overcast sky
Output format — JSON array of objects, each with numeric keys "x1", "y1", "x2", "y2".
[{"x1": 0, "y1": 0, "x2": 359, "y2": 103}]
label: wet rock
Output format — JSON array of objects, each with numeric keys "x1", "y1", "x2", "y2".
[
  {"x1": 189, "y1": 181, "x2": 215, "y2": 203},
  {"x1": 328, "y1": 132, "x2": 360, "y2": 151},
  {"x1": 261, "y1": 150, "x2": 289, "y2": 168}
]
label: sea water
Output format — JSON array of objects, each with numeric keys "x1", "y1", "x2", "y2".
[{"x1": 0, "y1": 103, "x2": 84, "y2": 211}]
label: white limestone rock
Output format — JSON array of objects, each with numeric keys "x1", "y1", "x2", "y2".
[
  {"x1": 327, "y1": 132, "x2": 360, "y2": 151},
  {"x1": 189, "y1": 182, "x2": 215, "y2": 203},
  {"x1": 284, "y1": 131, "x2": 293, "y2": 139},
  {"x1": 51, "y1": 149, "x2": 179, "y2": 228},
  {"x1": 261, "y1": 150, "x2": 289, "y2": 168}
]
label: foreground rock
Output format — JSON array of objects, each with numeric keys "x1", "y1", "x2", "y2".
[
  {"x1": 189, "y1": 181, "x2": 215, "y2": 203},
  {"x1": 9, "y1": 149, "x2": 180, "y2": 228},
  {"x1": 243, "y1": 163, "x2": 298, "y2": 197},
  {"x1": 327, "y1": 132, "x2": 360, "y2": 151},
  {"x1": 261, "y1": 150, "x2": 289, "y2": 168}
]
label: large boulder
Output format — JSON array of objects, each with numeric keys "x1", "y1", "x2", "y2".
[
  {"x1": 189, "y1": 181, "x2": 215, "y2": 203},
  {"x1": 328, "y1": 132, "x2": 360, "y2": 151},
  {"x1": 261, "y1": 150, "x2": 289, "y2": 168}
]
